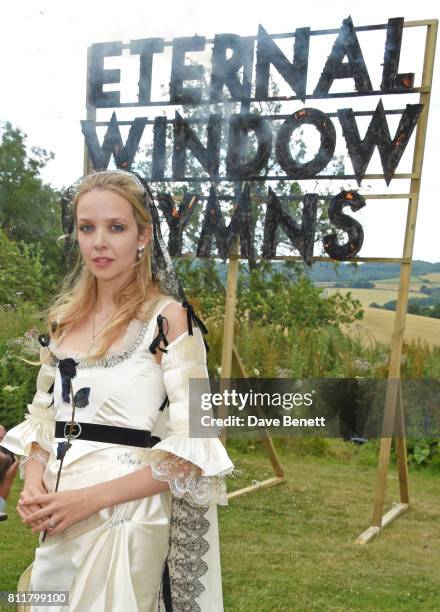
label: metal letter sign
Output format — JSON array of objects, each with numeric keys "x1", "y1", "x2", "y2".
[{"x1": 82, "y1": 16, "x2": 434, "y2": 265}]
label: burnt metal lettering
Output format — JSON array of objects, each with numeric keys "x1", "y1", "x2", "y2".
[
  {"x1": 81, "y1": 112, "x2": 147, "y2": 170},
  {"x1": 226, "y1": 113, "x2": 272, "y2": 179},
  {"x1": 82, "y1": 103, "x2": 422, "y2": 182},
  {"x1": 338, "y1": 100, "x2": 423, "y2": 185},
  {"x1": 152, "y1": 116, "x2": 167, "y2": 180},
  {"x1": 313, "y1": 16, "x2": 373, "y2": 96},
  {"x1": 170, "y1": 36, "x2": 206, "y2": 104},
  {"x1": 255, "y1": 25, "x2": 310, "y2": 102},
  {"x1": 210, "y1": 34, "x2": 254, "y2": 101},
  {"x1": 82, "y1": 17, "x2": 429, "y2": 263},
  {"x1": 130, "y1": 38, "x2": 165, "y2": 104},
  {"x1": 263, "y1": 189, "x2": 318, "y2": 265},
  {"x1": 172, "y1": 112, "x2": 221, "y2": 179},
  {"x1": 381, "y1": 18, "x2": 415, "y2": 91},
  {"x1": 88, "y1": 42, "x2": 122, "y2": 108},
  {"x1": 197, "y1": 185, "x2": 255, "y2": 261},
  {"x1": 275, "y1": 108, "x2": 336, "y2": 178},
  {"x1": 322, "y1": 191, "x2": 366, "y2": 259},
  {"x1": 87, "y1": 18, "x2": 421, "y2": 107},
  {"x1": 157, "y1": 192, "x2": 200, "y2": 256}
]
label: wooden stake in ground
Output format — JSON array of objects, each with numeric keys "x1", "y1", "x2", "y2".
[
  {"x1": 218, "y1": 186, "x2": 285, "y2": 500},
  {"x1": 357, "y1": 19, "x2": 438, "y2": 545}
]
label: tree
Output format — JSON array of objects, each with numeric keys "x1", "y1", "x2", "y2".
[
  {"x1": 0, "y1": 227, "x2": 56, "y2": 308},
  {"x1": 0, "y1": 122, "x2": 63, "y2": 275}
]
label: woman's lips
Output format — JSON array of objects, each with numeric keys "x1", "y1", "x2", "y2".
[{"x1": 93, "y1": 258, "x2": 113, "y2": 267}]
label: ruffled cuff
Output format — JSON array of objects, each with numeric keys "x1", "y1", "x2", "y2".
[
  {"x1": 0, "y1": 361, "x2": 56, "y2": 458},
  {"x1": 150, "y1": 453, "x2": 228, "y2": 507},
  {"x1": 2, "y1": 404, "x2": 55, "y2": 458},
  {"x1": 148, "y1": 436, "x2": 235, "y2": 507}
]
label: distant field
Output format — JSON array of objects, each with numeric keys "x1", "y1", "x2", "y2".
[
  {"x1": 324, "y1": 287, "x2": 421, "y2": 308},
  {"x1": 419, "y1": 272, "x2": 440, "y2": 283},
  {"x1": 341, "y1": 306, "x2": 440, "y2": 347},
  {"x1": 374, "y1": 274, "x2": 440, "y2": 292},
  {"x1": 373, "y1": 282, "x2": 424, "y2": 291},
  {"x1": 317, "y1": 280, "x2": 426, "y2": 293}
]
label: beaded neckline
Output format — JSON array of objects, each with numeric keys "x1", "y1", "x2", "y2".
[{"x1": 48, "y1": 297, "x2": 173, "y2": 369}]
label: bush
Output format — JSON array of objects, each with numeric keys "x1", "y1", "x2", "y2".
[
  {"x1": 0, "y1": 228, "x2": 56, "y2": 309},
  {"x1": 0, "y1": 303, "x2": 43, "y2": 429}
]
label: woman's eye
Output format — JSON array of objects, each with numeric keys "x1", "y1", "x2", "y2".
[{"x1": 79, "y1": 224, "x2": 124, "y2": 232}]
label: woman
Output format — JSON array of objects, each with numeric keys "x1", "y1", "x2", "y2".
[{"x1": 1, "y1": 170, "x2": 234, "y2": 611}]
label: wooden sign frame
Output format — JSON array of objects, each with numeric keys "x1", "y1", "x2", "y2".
[{"x1": 82, "y1": 18, "x2": 438, "y2": 542}]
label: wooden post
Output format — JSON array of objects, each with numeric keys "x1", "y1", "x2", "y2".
[
  {"x1": 357, "y1": 19, "x2": 438, "y2": 544},
  {"x1": 219, "y1": 235, "x2": 239, "y2": 447},
  {"x1": 218, "y1": 187, "x2": 285, "y2": 499}
]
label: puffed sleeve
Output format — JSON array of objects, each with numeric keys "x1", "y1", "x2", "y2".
[
  {"x1": 1, "y1": 345, "x2": 56, "y2": 477},
  {"x1": 148, "y1": 318, "x2": 235, "y2": 507}
]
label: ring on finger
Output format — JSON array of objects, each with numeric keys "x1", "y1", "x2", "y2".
[{"x1": 48, "y1": 516, "x2": 56, "y2": 530}]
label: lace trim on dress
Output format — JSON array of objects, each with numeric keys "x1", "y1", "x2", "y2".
[
  {"x1": 150, "y1": 453, "x2": 228, "y2": 507},
  {"x1": 19, "y1": 448, "x2": 50, "y2": 480},
  {"x1": 48, "y1": 298, "x2": 166, "y2": 369},
  {"x1": 166, "y1": 497, "x2": 210, "y2": 611}
]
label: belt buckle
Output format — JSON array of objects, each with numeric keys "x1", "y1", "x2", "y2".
[{"x1": 64, "y1": 421, "x2": 82, "y2": 440}]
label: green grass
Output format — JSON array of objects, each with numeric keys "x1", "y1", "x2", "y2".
[
  {"x1": 221, "y1": 440, "x2": 440, "y2": 611},
  {"x1": 1, "y1": 441, "x2": 439, "y2": 611}
]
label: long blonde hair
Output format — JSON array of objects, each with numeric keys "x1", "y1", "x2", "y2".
[{"x1": 33, "y1": 171, "x2": 166, "y2": 365}]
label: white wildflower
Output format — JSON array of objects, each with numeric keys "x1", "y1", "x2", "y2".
[{"x1": 3, "y1": 385, "x2": 19, "y2": 392}]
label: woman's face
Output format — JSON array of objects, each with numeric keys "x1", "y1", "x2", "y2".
[{"x1": 76, "y1": 188, "x2": 150, "y2": 282}]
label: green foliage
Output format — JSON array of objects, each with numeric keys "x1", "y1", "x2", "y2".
[
  {"x1": 236, "y1": 263, "x2": 363, "y2": 328},
  {"x1": 0, "y1": 121, "x2": 62, "y2": 275},
  {"x1": 178, "y1": 259, "x2": 363, "y2": 333},
  {"x1": 398, "y1": 437, "x2": 440, "y2": 471},
  {"x1": 0, "y1": 303, "x2": 43, "y2": 429},
  {"x1": 0, "y1": 228, "x2": 56, "y2": 309}
]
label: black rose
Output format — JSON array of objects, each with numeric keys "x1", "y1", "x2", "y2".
[
  {"x1": 38, "y1": 334, "x2": 50, "y2": 348},
  {"x1": 58, "y1": 358, "x2": 78, "y2": 403},
  {"x1": 59, "y1": 358, "x2": 77, "y2": 378}
]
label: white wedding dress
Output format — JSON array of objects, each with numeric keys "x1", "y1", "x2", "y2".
[{"x1": 2, "y1": 296, "x2": 234, "y2": 612}]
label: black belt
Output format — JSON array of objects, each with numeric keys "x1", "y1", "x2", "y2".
[{"x1": 55, "y1": 421, "x2": 161, "y2": 448}]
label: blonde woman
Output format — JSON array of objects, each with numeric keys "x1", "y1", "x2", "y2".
[{"x1": 1, "y1": 170, "x2": 234, "y2": 611}]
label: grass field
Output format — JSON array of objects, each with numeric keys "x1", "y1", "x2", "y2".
[
  {"x1": 320, "y1": 272, "x2": 440, "y2": 298},
  {"x1": 371, "y1": 275, "x2": 440, "y2": 293},
  {"x1": 420, "y1": 273, "x2": 440, "y2": 284},
  {"x1": 324, "y1": 287, "x2": 422, "y2": 308},
  {"x1": 321, "y1": 287, "x2": 440, "y2": 348},
  {"x1": 341, "y1": 306, "x2": 440, "y2": 348},
  {"x1": 1, "y1": 441, "x2": 440, "y2": 611}
]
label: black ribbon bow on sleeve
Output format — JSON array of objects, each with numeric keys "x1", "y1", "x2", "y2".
[
  {"x1": 149, "y1": 301, "x2": 210, "y2": 355},
  {"x1": 149, "y1": 314, "x2": 169, "y2": 354},
  {"x1": 181, "y1": 301, "x2": 209, "y2": 352}
]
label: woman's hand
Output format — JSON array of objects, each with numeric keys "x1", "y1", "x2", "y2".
[
  {"x1": 19, "y1": 488, "x2": 100, "y2": 536},
  {"x1": 16, "y1": 481, "x2": 48, "y2": 530}
]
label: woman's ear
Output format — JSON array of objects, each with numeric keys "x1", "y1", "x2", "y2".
[{"x1": 139, "y1": 224, "x2": 153, "y2": 248}]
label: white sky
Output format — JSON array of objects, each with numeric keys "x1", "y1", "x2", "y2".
[{"x1": 1, "y1": 0, "x2": 439, "y2": 262}]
